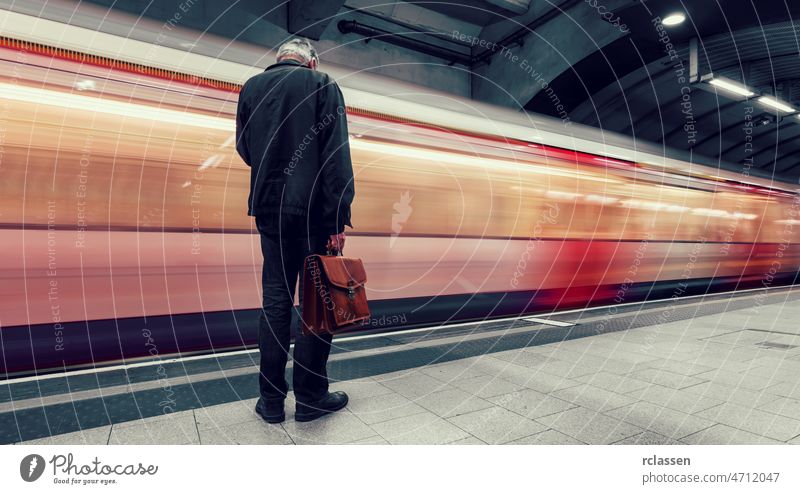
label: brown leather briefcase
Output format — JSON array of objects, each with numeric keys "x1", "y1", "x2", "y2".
[{"x1": 301, "y1": 253, "x2": 370, "y2": 335}]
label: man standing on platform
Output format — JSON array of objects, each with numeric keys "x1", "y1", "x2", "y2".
[{"x1": 236, "y1": 38, "x2": 355, "y2": 423}]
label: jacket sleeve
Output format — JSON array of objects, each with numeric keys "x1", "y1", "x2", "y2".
[
  {"x1": 317, "y1": 76, "x2": 355, "y2": 235},
  {"x1": 235, "y1": 85, "x2": 252, "y2": 167}
]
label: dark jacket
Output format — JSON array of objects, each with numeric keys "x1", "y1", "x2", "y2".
[{"x1": 236, "y1": 59, "x2": 354, "y2": 236}]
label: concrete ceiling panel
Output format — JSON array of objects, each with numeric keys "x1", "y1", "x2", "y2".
[{"x1": 287, "y1": 0, "x2": 347, "y2": 40}]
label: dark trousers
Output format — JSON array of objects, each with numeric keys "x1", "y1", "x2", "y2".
[{"x1": 255, "y1": 216, "x2": 333, "y2": 406}]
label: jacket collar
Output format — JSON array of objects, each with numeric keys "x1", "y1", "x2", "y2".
[{"x1": 265, "y1": 59, "x2": 305, "y2": 71}]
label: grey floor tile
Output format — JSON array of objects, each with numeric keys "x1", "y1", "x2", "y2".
[
  {"x1": 518, "y1": 370, "x2": 583, "y2": 394},
  {"x1": 681, "y1": 424, "x2": 783, "y2": 445},
  {"x1": 109, "y1": 411, "x2": 199, "y2": 445},
  {"x1": 595, "y1": 358, "x2": 642, "y2": 376},
  {"x1": 21, "y1": 426, "x2": 111, "y2": 445},
  {"x1": 554, "y1": 350, "x2": 637, "y2": 372},
  {"x1": 414, "y1": 387, "x2": 493, "y2": 418},
  {"x1": 332, "y1": 379, "x2": 394, "y2": 399},
  {"x1": 681, "y1": 382, "x2": 780, "y2": 408},
  {"x1": 347, "y1": 435, "x2": 390, "y2": 445},
  {"x1": 447, "y1": 406, "x2": 548, "y2": 444},
  {"x1": 620, "y1": 343, "x2": 703, "y2": 361},
  {"x1": 764, "y1": 381, "x2": 800, "y2": 400},
  {"x1": 703, "y1": 330, "x2": 766, "y2": 347},
  {"x1": 451, "y1": 374, "x2": 524, "y2": 398},
  {"x1": 371, "y1": 411, "x2": 471, "y2": 445},
  {"x1": 625, "y1": 384, "x2": 723, "y2": 414},
  {"x1": 694, "y1": 344, "x2": 776, "y2": 363},
  {"x1": 283, "y1": 410, "x2": 376, "y2": 445},
  {"x1": 375, "y1": 371, "x2": 452, "y2": 399},
  {"x1": 447, "y1": 435, "x2": 487, "y2": 445},
  {"x1": 196, "y1": 428, "x2": 235, "y2": 445},
  {"x1": 469, "y1": 360, "x2": 537, "y2": 385},
  {"x1": 536, "y1": 407, "x2": 644, "y2": 444},
  {"x1": 523, "y1": 344, "x2": 562, "y2": 356},
  {"x1": 748, "y1": 363, "x2": 800, "y2": 380},
  {"x1": 418, "y1": 360, "x2": 487, "y2": 383},
  {"x1": 757, "y1": 397, "x2": 800, "y2": 420},
  {"x1": 464, "y1": 354, "x2": 517, "y2": 368},
  {"x1": 199, "y1": 420, "x2": 293, "y2": 445},
  {"x1": 696, "y1": 402, "x2": 800, "y2": 441},
  {"x1": 580, "y1": 346, "x2": 662, "y2": 365},
  {"x1": 489, "y1": 388, "x2": 576, "y2": 419},
  {"x1": 748, "y1": 356, "x2": 800, "y2": 375},
  {"x1": 195, "y1": 399, "x2": 260, "y2": 430},
  {"x1": 505, "y1": 428, "x2": 585, "y2": 445},
  {"x1": 109, "y1": 424, "x2": 198, "y2": 445},
  {"x1": 676, "y1": 355, "x2": 757, "y2": 373},
  {"x1": 346, "y1": 392, "x2": 426, "y2": 425},
  {"x1": 693, "y1": 369, "x2": 785, "y2": 391},
  {"x1": 550, "y1": 383, "x2": 638, "y2": 412},
  {"x1": 492, "y1": 349, "x2": 560, "y2": 368},
  {"x1": 612, "y1": 431, "x2": 684, "y2": 445},
  {"x1": 531, "y1": 359, "x2": 598, "y2": 379},
  {"x1": 645, "y1": 359, "x2": 724, "y2": 377},
  {"x1": 576, "y1": 371, "x2": 652, "y2": 394},
  {"x1": 606, "y1": 402, "x2": 715, "y2": 440},
  {"x1": 627, "y1": 368, "x2": 706, "y2": 390}
]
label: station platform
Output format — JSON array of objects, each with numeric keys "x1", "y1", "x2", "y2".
[{"x1": 4, "y1": 286, "x2": 800, "y2": 445}]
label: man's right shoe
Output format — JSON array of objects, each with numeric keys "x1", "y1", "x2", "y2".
[
  {"x1": 295, "y1": 391, "x2": 349, "y2": 422},
  {"x1": 255, "y1": 397, "x2": 285, "y2": 424}
]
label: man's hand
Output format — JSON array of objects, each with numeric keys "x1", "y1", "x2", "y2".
[{"x1": 327, "y1": 232, "x2": 346, "y2": 253}]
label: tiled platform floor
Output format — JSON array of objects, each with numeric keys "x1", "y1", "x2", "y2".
[{"x1": 18, "y1": 297, "x2": 800, "y2": 445}]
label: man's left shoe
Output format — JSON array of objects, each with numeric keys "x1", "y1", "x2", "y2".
[{"x1": 255, "y1": 398, "x2": 285, "y2": 424}]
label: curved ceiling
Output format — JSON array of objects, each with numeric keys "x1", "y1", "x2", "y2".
[{"x1": 525, "y1": 0, "x2": 800, "y2": 183}]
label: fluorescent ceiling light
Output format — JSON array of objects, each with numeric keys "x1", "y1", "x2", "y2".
[
  {"x1": 662, "y1": 13, "x2": 686, "y2": 26},
  {"x1": 708, "y1": 78, "x2": 754, "y2": 98},
  {"x1": 758, "y1": 96, "x2": 795, "y2": 113}
]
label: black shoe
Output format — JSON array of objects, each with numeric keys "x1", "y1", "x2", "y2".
[
  {"x1": 255, "y1": 398, "x2": 285, "y2": 424},
  {"x1": 295, "y1": 391, "x2": 349, "y2": 422}
]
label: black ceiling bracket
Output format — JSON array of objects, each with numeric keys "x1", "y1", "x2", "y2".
[{"x1": 337, "y1": 19, "x2": 472, "y2": 66}]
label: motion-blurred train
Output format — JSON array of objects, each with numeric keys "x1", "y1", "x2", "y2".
[{"x1": 1, "y1": 10, "x2": 798, "y2": 376}]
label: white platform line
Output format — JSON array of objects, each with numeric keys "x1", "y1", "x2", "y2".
[
  {"x1": 1, "y1": 284, "x2": 794, "y2": 385},
  {"x1": 522, "y1": 317, "x2": 575, "y2": 327}
]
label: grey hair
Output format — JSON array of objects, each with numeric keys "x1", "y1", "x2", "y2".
[{"x1": 276, "y1": 38, "x2": 319, "y2": 65}]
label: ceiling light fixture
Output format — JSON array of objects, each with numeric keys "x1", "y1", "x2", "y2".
[
  {"x1": 708, "y1": 77, "x2": 754, "y2": 98},
  {"x1": 758, "y1": 96, "x2": 795, "y2": 113},
  {"x1": 662, "y1": 13, "x2": 686, "y2": 26}
]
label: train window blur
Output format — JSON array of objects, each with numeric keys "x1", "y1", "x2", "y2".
[
  {"x1": 2, "y1": 76, "x2": 790, "y2": 244},
  {"x1": 1, "y1": 40, "x2": 798, "y2": 338}
]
